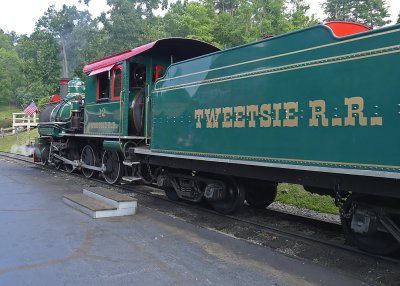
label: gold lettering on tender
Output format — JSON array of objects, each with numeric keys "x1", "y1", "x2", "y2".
[
  {"x1": 246, "y1": 105, "x2": 258, "y2": 128},
  {"x1": 195, "y1": 109, "x2": 204, "y2": 129},
  {"x1": 332, "y1": 118, "x2": 342, "y2": 126},
  {"x1": 273, "y1": 103, "x2": 282, "y2": 127},
  {"x1": 259, "y1": 104, "x2": 272, "y2": 127},
  {"x1": 222, "y1": 107, "x2": 233, "y2": 128},
  {"x1": 370, "y1": 117, "x2": 383, "y2": 126},
  {"x1": 309, "y1": 100, "x2": 329, "y2": 127},
  {"x1": 344, "y1": 97, "x2": 367, "y2": 126},
  {"x1": 204, "y1": 108, "x2": 221, "y2": 128},
  {"x1": 283, "y1": 102, "x2": 298, "y2": 127},
  {"x1": 234, "y1": 106, "x2": 245, "y2": 128}
]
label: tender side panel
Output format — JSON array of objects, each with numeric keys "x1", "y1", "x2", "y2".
[{"x1": 152, "y1": 25, "x2": 400, "y2": 173}]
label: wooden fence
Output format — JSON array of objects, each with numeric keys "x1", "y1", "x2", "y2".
[
  {"x1": 12, "y1": 113, "x2": 38, "y2": 133},
  {"x1": 0, "y1": 127, "x2": 14, "y2": 138},
  {"x1": 0, "y1": 113, "x2": 38, "y2": 138}
]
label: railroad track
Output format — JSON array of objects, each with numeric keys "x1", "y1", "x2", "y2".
[{"x1": 1, "y1": 151, "x2": 399, "y2": 267}]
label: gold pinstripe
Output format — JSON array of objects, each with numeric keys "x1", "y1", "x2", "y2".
[
  {"x1": 154, "y1": 45, "x2": 400, "y2": 93},
  {"x1": 85, "y1": 101, "x2": 120, "y2": 107},
  {"x1": 157, "y1": 28, "x2": 400, "y2": 83},
  {"x1": 151, "y1": 149, "x2": 400, "y2": 170}
]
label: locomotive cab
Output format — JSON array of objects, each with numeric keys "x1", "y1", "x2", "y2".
[{"x1": 82, "y1": 38, "x2": 219, "y2": 140}]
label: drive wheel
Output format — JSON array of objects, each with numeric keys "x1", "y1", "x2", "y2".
[
  {"x1": 64, "y1": 149, "x2": 79, "y2": 173},
  {"x1": 40, "y1": 146, "x2": 49, "y2": 165},
  {"x1": 210, "y1": 177, "x2": 245, "y2": 214},
  {"x1": 244, "y1": 179, "x2": 277, "y2": 209},
  {"x1": 51, "y1": 150, "x2": 63, "y2": 170},
  {"x1": 81, "y1": 145, "x2": 99, "y2": 178},
  {"x1": 102, "y1": 150, "x2": 123, "y2": 184},
  {"x1": 54, "y1": 160, "x2": 63, "y2": 170},
  {"x1": 341, "y1": 194, "x2": 400, "y2": 255}
]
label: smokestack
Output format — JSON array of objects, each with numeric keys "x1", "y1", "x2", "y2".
[{"x1": 59, "y1": 78, "x2": 69, "y2": 99}]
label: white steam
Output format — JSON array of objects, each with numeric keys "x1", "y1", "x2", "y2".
[{"x1": 11, "y1": 144, "x2": 34, "y2": 156}]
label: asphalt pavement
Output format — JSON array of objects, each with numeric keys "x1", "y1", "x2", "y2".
[{"x1": 0, "y1": 157, "x2": 372, "y2": 286}]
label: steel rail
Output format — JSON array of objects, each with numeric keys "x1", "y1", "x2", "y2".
[{"x1": 0, "y1": 151, "x2": 398, "y2": 265}]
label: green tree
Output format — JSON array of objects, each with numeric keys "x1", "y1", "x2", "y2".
[
  {"x1": 358, "y1": 0, "x2": 390, "y2": 27},
  {"x1": 16, "y1": 31, "x2": 60, "y2": 107},
  {"x1": 0, "y1": 30, "x2": 21, "y2": 106},
  {"x1": 163, "y1": 1, "x2": 216, "y2": 44},
  {"x1": 215, "y1": 0, "x2": 239, "y2": 14},
  {"x1": 79, "y1": 0, "x2": 167, "y2": 67},
  {"x1": 251, "y1": 0, "x2": 290, "y2": 37},
  {"x1": 212, "y1": 11, "x2": 242, "y2": 48},
  {"x1": 322, "y1": 0, "x2": 352, "y2": 21},
  {"x1": 162, "y1": 0, "x2": 318, "y2": 49},
  {"x1": 288, "y1": 0, "x2": 319, "y2": 30},
  {"x1": 323, "y1": 0, "x2": 390, "y2": 28},
  {"x1": 84, "y1": 0, "x2": 167, "y2": 17},
  {"x1": 95, "y1": 0, "x2": 151, "y2": 55},
  {"x1": 36, "y1": 5, "x2": 93, "y2": 78}
]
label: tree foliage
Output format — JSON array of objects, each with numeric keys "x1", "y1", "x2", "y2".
[
  {"x1": 0, "y1": 30, "x2": 20, "y2": 105},
  {"x1": 2, "y1": 0, "x2": 396, "y2": 110},
  {"x1": 36, "y1": 5, "x2": 93, "y2": 78},
  {"x1": 164, "y1": 1, "x2": 216, "y2": 43},
  {"x1": 323, "y1": 0, "x2": 390, "y2": 28},
  {"x1": 16, "y1": 31, "x2": 60, "y2": 107}
]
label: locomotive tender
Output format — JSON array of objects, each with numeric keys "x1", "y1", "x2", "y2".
[{"x1": 35, "y1": 22, "x2": 400, "y2": 255}]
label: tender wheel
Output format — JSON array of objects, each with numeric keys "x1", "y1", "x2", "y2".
[
  {"x1": 81, "y1": 145, "x2": 99, "y2": 178},
  {"x1": 139, "y1": 163, "x2": 156, "y2": 184},
  {"x1": 102, "y1": 150, "x2": 123, "y2": 184},
  {"x1": 341, "y1": 194, "x2": 400, "y2": 255},
  {"x1": 210, "y1": 177, "x2": 245, "y2": 214},
  {"x1": 164, "y1": 187, "x2": 180, "y2": 201},
  {"x1": 243, "y1": 179, "x2": 277, "y2": 209}
]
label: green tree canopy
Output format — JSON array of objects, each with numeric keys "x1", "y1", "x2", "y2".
[
  {"x1": 288, "y1": 0, "x2": 318, "y2": 30},
  {"x1": 0, "y1": 0, "x2": 321, "y2": 109},
  {"x1": 0, "y1": 30, "x2": 20, "y2": 106},
  {"x1": 16, "y1": 30, "x2": 60, "y2": 107},
  {"x1": 36, "y1": 5, "x2": 93, "y2": 78},
  {"x1": 163, "y1": 1, "x2": 216, "y2": 44},
  {"x1": 323, "y1": 0, "x2": 390, "y2": 28}
]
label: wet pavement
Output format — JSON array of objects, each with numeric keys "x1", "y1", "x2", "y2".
[{"x1": 0, "y1": 157, "x2": 372, "y2": 286}]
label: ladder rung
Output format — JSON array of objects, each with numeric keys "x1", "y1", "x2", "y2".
[
  {"x1": 122, "y1": 176, "x2": 141, "y2": 183},
  {"x1": 123, "y1": 161, "x2": 140, "y2": 167}
]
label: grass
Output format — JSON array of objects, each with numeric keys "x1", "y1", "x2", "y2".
[
  {"x1": 0, "y1": 128, "x2": 38, "y2": 153},
  {"x1": 276, "y1": 183, "x2": 339, "y2": 215},
  {"x1": 0, "y1": 104, "x2": 20, "y2": 128}
]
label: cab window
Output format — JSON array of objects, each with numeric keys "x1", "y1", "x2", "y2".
[
  {"x1": 97, "y1": 72, "x2": 110, "y2": 100},
  {"x1": 112, "y1": 65, "x2": 123, "y2": 100},
  {"x1": 130, "y1": 63, "x2": 146, "y2": 88},
  {"x1": 153, "y1": 65, "x2": 165, "y2": 82}
]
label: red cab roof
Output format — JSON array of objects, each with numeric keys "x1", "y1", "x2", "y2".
[{"x1": 83, "y1": 38, "x2": 219, "y2": 74}]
